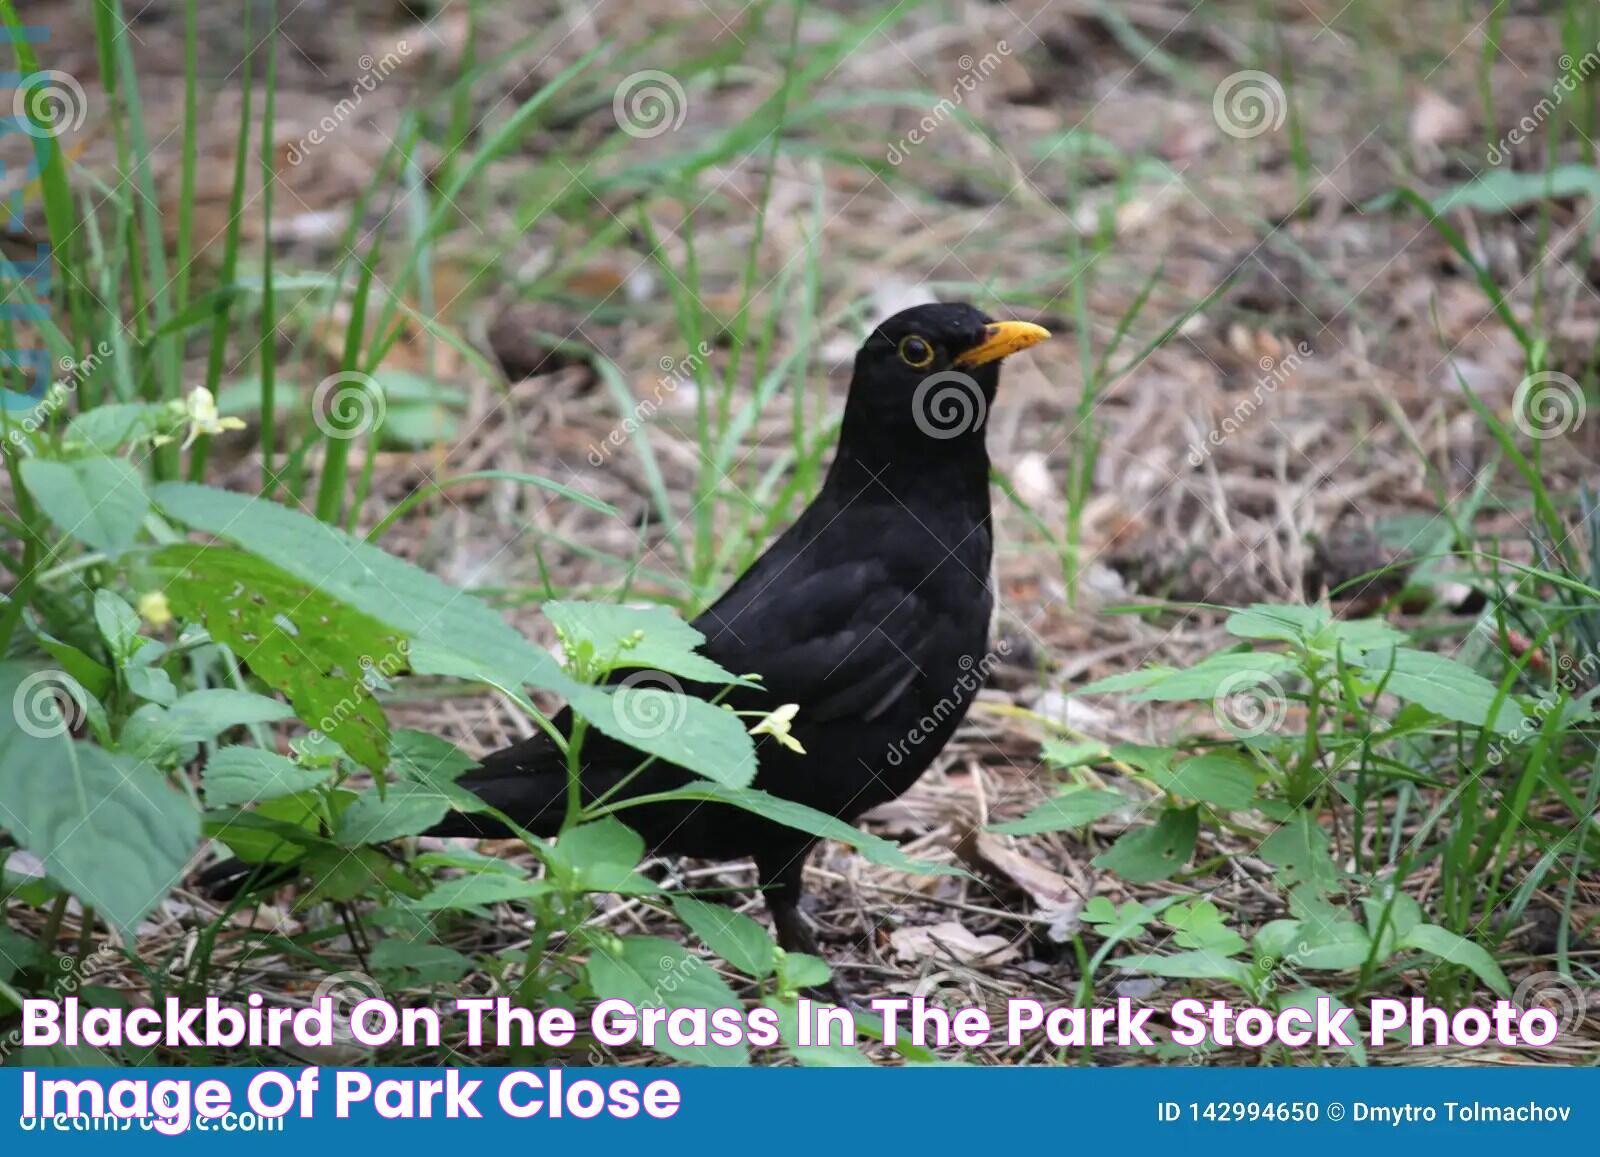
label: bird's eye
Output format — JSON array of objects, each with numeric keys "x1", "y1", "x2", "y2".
[{"x1": 898, "y1": 335, "x2": 934, "y2": 368}]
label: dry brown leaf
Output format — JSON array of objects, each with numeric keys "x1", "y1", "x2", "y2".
[{"x1": 888, "y1": 920, "x2": 1021, "y2": 966}]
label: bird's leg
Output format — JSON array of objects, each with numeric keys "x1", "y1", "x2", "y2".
[{"x1": 757, "y1": 848, "x2": 852, "y2": 1007}]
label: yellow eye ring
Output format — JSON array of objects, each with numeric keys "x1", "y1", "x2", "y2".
[{"x1": 898, "y1": 335, "x2": 934, "y2": 368}]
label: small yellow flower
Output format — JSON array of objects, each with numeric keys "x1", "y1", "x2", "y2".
[
  {"x1": 751, "y1": 703, "x2": 805, "y2": 754},
  {"x1": 137, "y1": 591, "x2": 173, "y2": 628},
  {"x1": 180, "y1": 386, "x2": 246, "y2": 449}
]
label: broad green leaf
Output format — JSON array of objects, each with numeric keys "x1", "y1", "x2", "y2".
[
  {"x1": 204, "y1": 747, "x2": 331, "y2": 808},
  {"x1": 1082, "y1": 896, "x2": 1158, "y2": 941},
  {"x1": 1151, "y1": 752, "x2": 1257, "y2": 809},
  {"x1": 1258, "y1": 812, "x2": 1340, "y2": 894},
  {"x1": 1126, "y1": 651, "x2": 1296, "y2": 702},
  {"x1": 1400, "y1": 924, "x2": 1510, "y2": 996},
  {"x1": 390, "y1": 730, "x2": 476, "y2": 788},
  {"x1": 989, "y1": 787, "x2": 1128, "y2": 836},
  {"x1": 66, "y1": 402, "x2": 172, "y2": 452},
  {"x1": 0, "y1": 665, "x2": 199, "y2": 936},
  {"x1": 1091, "y1": 806, "x2": 1198, "y2": 883},
  {"x1": 1162, "y1": 900, "x2": 1247, "y2": 955},
  {"x1": 1113, "y1": 949, "x2": 1254, "y2": 987},
  {"x1": 1357, "y1": 647, "x2": 1525, "y2": 734},
  {"x1": 544, "y1": 600, "x2": 752, "y2": 686},
  {"x1": 673, "y1": 895, "x2": 778, "y2": 979},
  {"x1": 337, "y1": 782, "x2": 453, "y2": 846},
  {"x1": 162, "y1": 689, "x2": 295, "y2": 740},
  {"x1": 21, "y1": 456, "x2": 148, "y2": 555},
  {"x1": 151, "y1": 544, "x2": 398, "y2": 770},
  {"x1": 547, "y1": 818, "x2": 658, "y2": 895},
  {"x1": 778, "y1": 952, "x2": 833, "y2": 992},
  {"x1": 1225, "y1": 604, "x2": 1329, "y2": 645},
  {"x1": 1425, "y1": 164, "x2": 1600, "y2": 213},
  {"x1": 369, "y1": 940, "x2": 473, "y2": 986},
  {"x1": 570, "y1": 684, "x2": 758, "y2": 788},
  {"x1": 585, "y1": 935, "x2": 748, "y2": 1065},
  {"x1": 407, "y1": 873, "x2": 553, "y2": 911},
  {"x1": 27, "y1": 625, "x2": 113, "y2": 703},
  {"x1": 124, "y1": 665, "x2": 177, "y2": 706},
  {"x1": 93, "y1": 590, "x2": 141, "y2": 659},
  {"x1": 210, "y1": 792, "x2": 336, "y2": 864},
  {"x1": 151, "y1": 483, "x2": 578, "y2": 699},
  {"x1": 1361, "y1": 890, "x2": 1424, "y2": 956},
  {"x1": 1074, "y1": 667, "x2": 1178, "y2": 696},
  {"x1": 1324, "y1": 618, "x2": 1407, "y2": 654}
]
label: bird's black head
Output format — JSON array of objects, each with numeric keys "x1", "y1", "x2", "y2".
[{"x1": 843, "y1": 302, "x2": 1049, "y2": 454}]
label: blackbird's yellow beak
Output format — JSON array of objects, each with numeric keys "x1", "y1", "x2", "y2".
[{"x1": 953, "y1": 320, "x2": 1051, "y2": 368}]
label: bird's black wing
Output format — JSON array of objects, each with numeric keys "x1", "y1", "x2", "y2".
[{"x1": 693, "y1": 551, "x2": 936, "y2": 724}]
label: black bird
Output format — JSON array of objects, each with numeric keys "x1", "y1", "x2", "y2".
[{"x1": 430, "y1": 303, "x2": 1049, "y2": 959}]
